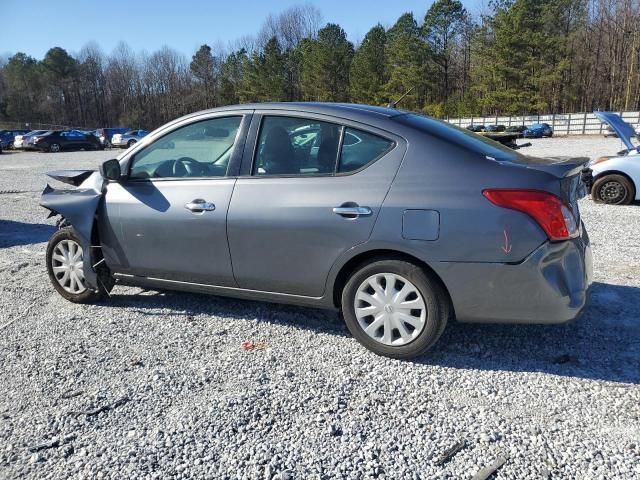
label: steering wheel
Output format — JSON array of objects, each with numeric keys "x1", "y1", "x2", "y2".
[{"x1": 172, "y1": 157, "x2": 205, "y2": 177}]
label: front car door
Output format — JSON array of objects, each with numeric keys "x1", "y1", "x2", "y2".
[
  {"x1": 99, "y1": 113, "x2": 251, "y2": 286},
  {"x1": 226, "y1": 112, "x2": 406, "y2": 297}
]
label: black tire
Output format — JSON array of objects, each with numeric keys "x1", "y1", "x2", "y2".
[
  {"x1": 8, "y1": 141, "x2": 14, "y2": 150},
  {"x1": 592, "y1": 174, "x2": 635, "y2": 205},
  {"x1": 127, "y1": 139, "x2": 136, "y2": 148},
  {"x1": 46, "y1": 227, "x2": 114, "y2": 304},
  {"x1": 341, "y1": 259, "x2": 450, "y2": 359},
  {"x1": 49, "y1": 143, "x2": 61, "y2": 153}
]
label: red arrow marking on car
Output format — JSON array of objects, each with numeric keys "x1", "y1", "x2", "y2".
[{"x1": 502, "y1": 229, "x2": 512, "y2": 254}]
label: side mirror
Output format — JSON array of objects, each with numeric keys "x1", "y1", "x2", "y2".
[{"x1": 100, "y1": 159, "x2": 121, "y2": 181}]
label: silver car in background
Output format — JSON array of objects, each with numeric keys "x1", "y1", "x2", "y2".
[
  {"x1": 40, "y1": 103, "x2": 593, "y2": 358},
  {"x1": 111, "y1": 129, "x2": 149, "y2": 148}
]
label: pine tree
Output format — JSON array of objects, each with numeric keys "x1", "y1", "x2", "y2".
[
  {"x1": 300, "y1": 23, "x2": 354, "y2": 101},
  {"x1": 383, "y1": 13, "x2": 427, "y2": 111},
  {"x1": 349, "y1": 24, "x2": 387, "y2": 105},
  {"x1": 423, "y1": 0, "x2": 468, "y2": 106},
  {"x1": 190, "y1": 44, "x2": 219, "y2": 108},
  {"x1": 219, "y1": 49, "x2": 247, "y2": 105},
  {"x1": 240, "y1": 37, "x2": 287, "y2": 102}
]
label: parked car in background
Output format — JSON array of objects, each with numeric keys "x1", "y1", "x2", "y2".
[
  {"x1": 40, "y1": 102, "x2": 592, "y2": 359},
  {"x1": 466, "y1": 124, "x2": 485, "y2": 132},
  {"x1": 523, "y1": 123, "x2": 553, "y2": 138},
  {"x1": 485, "y1": 124, "x2": 506, "y2": 132},
  {"x1": 111, "y1": 129, "x2": 149, "y2": 148},
  {"x1": 34, "y1": 130, "x2": 103, "y2": 153},
  {"x1": 505, "y1": 125, "x2": 527, "y2": 137},
  {"x1": 96, "y1": 128, "x2": 129, "y2": 148},
  {"x1": 603, "y1": 125, "x2": 618, "y2": 138},
  {"x1": 590, "y1": 111, "x2": 640, "y2": 205},
  {"x1": 0, "y1": 129, "x2": 31, "y2": 149},
  {"x1": 14, "y1": 130, "x2": 48, "y2": 149}
]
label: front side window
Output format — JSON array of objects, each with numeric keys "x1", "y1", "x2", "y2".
[
  {"x1": 129, "y1": 116, "x2": 242, "y2": 179},
  {"x1": 253, "y1": 116, "x2": 342, "y2": 176}
]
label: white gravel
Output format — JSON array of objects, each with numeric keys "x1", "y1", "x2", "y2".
[{"x1": 0, "y1": 140, "x2": 639, "y2": 479}]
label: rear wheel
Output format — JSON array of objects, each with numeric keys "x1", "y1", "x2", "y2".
[
  {"x1": 46, "y1": 227, "x2": 113, "y2": 303},
  {"x1": 592, "y1": 174, "x2": 635, "y2": 205},
  {"x1": 341, "y1": 259, "x2": 449, "y2": 359}
]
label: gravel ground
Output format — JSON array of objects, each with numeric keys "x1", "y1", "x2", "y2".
[{"x1": 0, "y1": 139, "x2": 639, "y2": 480}]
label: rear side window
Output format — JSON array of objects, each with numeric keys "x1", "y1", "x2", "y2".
[{"x1": 338, "y1": 128, "x2": 394, "y2": 173}]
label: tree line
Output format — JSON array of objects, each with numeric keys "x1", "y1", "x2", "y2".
[{"x1": 0, "y1": 0, "x2": 638, "y2": 130}]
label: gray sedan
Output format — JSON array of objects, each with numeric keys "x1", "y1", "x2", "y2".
[{"x1": 40, "y1": 103, "x2": 593, "y2": 358}]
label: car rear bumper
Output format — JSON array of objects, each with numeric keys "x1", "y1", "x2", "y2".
[{"x1": 436, "y1": 226, "x2": 593, "y2": 324}]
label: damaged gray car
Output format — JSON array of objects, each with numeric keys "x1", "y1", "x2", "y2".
[{"x1": 41, "y1": 103, "x2": 594, "y2": 358}]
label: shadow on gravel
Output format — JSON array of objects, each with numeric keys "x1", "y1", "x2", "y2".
[
  {"x1": 106, "y1": 282, "x2": 638, "y2": 384},
  {"x1": 426, "y1": 282, "x2": 640, "y2": 384},
  {"x1": 0, "y1": 220, "x2": 55, "y2": 248},
  {"x1": 108, "y1": 290, "x2": 349, "y2": 336}
]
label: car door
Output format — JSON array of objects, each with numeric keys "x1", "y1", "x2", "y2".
[
  {"x1": 100, "y1": 113, "x2": 250, "y2": 286},
  {"x1": 226, "y1": 113, "x2": 405, "y2": 297}
]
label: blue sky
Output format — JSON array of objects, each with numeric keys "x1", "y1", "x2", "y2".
[{"x1": 0, "y1": 0, "x2": 488, "y2": 59}]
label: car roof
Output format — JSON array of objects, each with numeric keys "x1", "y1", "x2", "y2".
[{"x1": 189, "y1": 102, "x2": 405, "y2": 124}]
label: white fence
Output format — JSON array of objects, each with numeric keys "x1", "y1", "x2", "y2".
[{"x1": 446, "y1": 111, "x2": 640, "y2": 135}]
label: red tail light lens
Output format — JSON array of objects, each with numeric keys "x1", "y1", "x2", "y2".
[{"x1": 483, "y1": 189, "x2": 578, "y2": 241}]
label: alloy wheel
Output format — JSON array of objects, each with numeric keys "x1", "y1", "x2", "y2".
[{"x1": 354, "y1": 273, "x2": 426, "y2": 346}]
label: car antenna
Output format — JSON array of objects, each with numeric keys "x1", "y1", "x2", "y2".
[{"x1": 387, "y1": 86, "x2": 415, "y2": 109}]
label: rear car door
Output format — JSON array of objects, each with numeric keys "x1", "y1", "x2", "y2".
[
  {"x1": 226, "y1": 112, "x2": 406, "y2": 297},
  {"x1": 100, "y1": 113, "x2": 251, "y2": 286}
]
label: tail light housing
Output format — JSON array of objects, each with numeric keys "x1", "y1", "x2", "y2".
[{"x1": 483, "y1": 189, "x2": 578, "y2": 241}]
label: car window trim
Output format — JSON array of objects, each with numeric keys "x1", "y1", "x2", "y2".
[{"x1": 124, "y1": 113, "x2": 250, "y2": 182}]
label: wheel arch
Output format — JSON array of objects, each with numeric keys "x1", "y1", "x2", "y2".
[{"x1": 330, "y1": 248, "x2": 454, "y2": 314}]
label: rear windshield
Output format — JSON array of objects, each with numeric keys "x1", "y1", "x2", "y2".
[{"x1": 393, "y1": 113, "x2": 526, "y2": 163}]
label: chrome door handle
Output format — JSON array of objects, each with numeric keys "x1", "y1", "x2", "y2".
[
  {"x1": 333, "y1": 206, "x2": 372, "y2": 217},
  {"x1": 185, "y1": 199, "x2": 216, "y2": 212}
]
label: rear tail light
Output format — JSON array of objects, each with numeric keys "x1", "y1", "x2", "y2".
[{"x1": 483, "y1": 189, "x2": 578, "y2": 241}]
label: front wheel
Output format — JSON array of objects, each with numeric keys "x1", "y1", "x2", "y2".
[
  {"x1": 592, "y1": 174, "x2": 635, "y2": 205},
  {"x1": 127, "y1": 139, "x2": 137, "y2": 148},
  {"x1": 46, "y1": 227, "x2": 113, "y2": 303},
  {"x1": 341, "y1": 259, "x2": 449, "y2": 359},
  {"x1": 49, "y1": 143, "x2": 61, "y2": 153}
]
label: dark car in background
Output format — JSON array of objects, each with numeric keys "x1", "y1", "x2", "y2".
[
  {"x1": 506, "y1": 125, "x2": 527, "y2": 137},
  {"x1": 603, "y1": 125, "x2": 618, "y2": 138},
  {"x1": 111, "y1": 129, "x2": 149, "y2": 148},
  {"x1": 523, "y1": 123, "x2": 553, "y2": 138},
  {"x1": 0, "y1": 129, "x2": 32, "y2": 149},
  {"x1": 466, "y1": 124, "x2": 485, "y2": 132},
  {"x1": 34, "y1": 130, "x2": 103, "y2": 152},
  {"x1": 41, "y1": 102, "x2": 592, "y2": 359},
  {"x1": 485, "y1": 124, "x2": 506, "y2": 132},
  {"x1": 96, "y1": 128, "x2": 130, "y2": 148}
]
